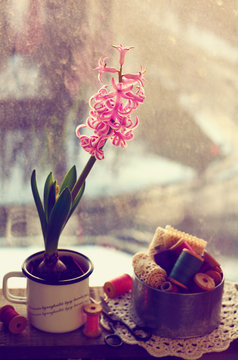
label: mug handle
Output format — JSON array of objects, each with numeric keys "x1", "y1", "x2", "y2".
[{"x1": 2, "y1": 271, "x2": 27, "y2": 304}]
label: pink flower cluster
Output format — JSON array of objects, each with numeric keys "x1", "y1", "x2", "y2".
[{"x1": 76, "y1": 45, "x2": 145, "y2": 160}]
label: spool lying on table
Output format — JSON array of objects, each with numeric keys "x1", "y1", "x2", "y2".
[
  {"x1": 104, "y1": 274, "x2": 133, "y2": 298},
  {"x1": 130, "y1": 273, "x2": 224, "y2": 338},
  {"x1": 0, "y1": 305, "x2": 27, "y2": 334}
]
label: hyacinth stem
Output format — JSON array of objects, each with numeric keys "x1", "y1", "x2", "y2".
[
  {"x1": 119, "y1": 66, "x2": 122, "y2": 82},
  {"x1": 71, "y1": 155, "x2": 96, "y2": 201}
]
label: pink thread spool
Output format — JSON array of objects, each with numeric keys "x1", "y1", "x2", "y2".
[
  {"x1": 169, "y1": 239, "x2": 195, "y2": 257},
  {"x1": 104, "y1": 274, "x2": 133, "y2": 298},
  {"x1": 0, "y1": 305, "x2": 27, "y2": 334},
  {"x1": 83, "y1": 303, "x2": 102, "y2": 338}
]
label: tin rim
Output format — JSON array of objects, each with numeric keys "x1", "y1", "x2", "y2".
[{"x1": 134, "y1": 272, "x2": 224, "y2": 296}]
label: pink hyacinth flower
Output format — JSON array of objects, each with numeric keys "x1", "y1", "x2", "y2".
[
  {"x1": 76, "y1": 45, "x2": 145, "y2": 160},
  {"x1": 95, "y1": 57, "x2": 118, "y2": 82},
  {"x1": 113, "y1": 44, "x2": 134, "y2": 66},
  {"x1": 123, "y1": 66, "x2": 146, "y2": 87}
]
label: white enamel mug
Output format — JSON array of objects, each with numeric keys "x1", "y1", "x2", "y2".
[{"x1": 2, "y1": 249, "x2": 93, "y2": 333}]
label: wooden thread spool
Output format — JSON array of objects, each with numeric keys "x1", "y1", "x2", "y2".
[
  {"x1": 103, "y1": 274, "x2": 133, "y2": 298},
  {"x1": 168, "y1": 249, "x2": 204, "y2": 290},
  {"x1": 160, "y1": 281, "x2": 178, "y2": 293},
  {"x1": 200, "y1": 251, "x2": 221, "y2": 272},
  {"x1": 83, "y1": 303, "x2": 102, "y2": 338},
  {"x1": 205, "y1": 269, "x2": 222, "y2": 286},
  {"x1": 193, "y1": 273, "x2": 215, "y2": 291},
  {"x1": 0, "y1": 305, "x2": 27, "y2": 334},
  {"x1": 214, "y1": 265, "x2": 223, "y2": 274}
]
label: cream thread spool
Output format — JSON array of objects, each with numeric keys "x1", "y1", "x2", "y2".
[{"x1": 83, "y1": 303, "x2": 102, "y2": 338}]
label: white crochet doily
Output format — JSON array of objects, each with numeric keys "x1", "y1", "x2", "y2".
[{"x1": 104, "y1": 281, "x2": 238, "y2": 359}]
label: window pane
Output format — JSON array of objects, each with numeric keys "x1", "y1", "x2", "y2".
[{"x1": 0, "y1": 1, "x2": 237, "y2": 281}]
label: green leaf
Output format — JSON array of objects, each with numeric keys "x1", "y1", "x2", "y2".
[
  {"x1": 43, "y1": 172, "x2": 53, "y2": 222},
  {"x1": 31, "y1": 170, "x2": 47, "y2": 241},
  {"x1": 59, "y1": 165, "x2": 77, "y2": 195},
  {"x1": 47, "y1": 181, "x2": 56, "y2": 220},
  {"x1": 45, "y1": 188, "x2": 72, "y2": 255}
]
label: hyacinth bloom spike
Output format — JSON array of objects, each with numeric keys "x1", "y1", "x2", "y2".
[
  {"x1": 76, "y1": 45, "x2": 145, "y2": 158},
  {"x1": 72, "y1": 45, "x2": 145, "y2": 199}
]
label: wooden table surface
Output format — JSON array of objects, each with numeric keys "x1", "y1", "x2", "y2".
[{"x1": 0, "y1": 288, "x2": 238, "y2": 360}]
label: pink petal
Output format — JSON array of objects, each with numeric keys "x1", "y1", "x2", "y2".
[{"x1": 112, "y1": 44, "x2": 134, "y2": 66}]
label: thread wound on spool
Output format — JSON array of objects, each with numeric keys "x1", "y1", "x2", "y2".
[
  {"x1": 154, "y1": 249, "x2": 177, "y2": 273},
  {"x1": 200, "y1": 251, "x2": 221, "y2": 272},
  {"x1": 103, "y1": 274, "x2": 133, "y2": 298},
  {"x1": 0, "y1": 305, "x2": 27, "y2": 334},
  {"x1": 169, "y1": 249, "x2": 204, "y2": 288},
  {"x1": 83, "y1": 303, "x2": 102, "y2": 338},
  {"x1": 169, "y1": 239, "x2": 195, "y2": 256}
]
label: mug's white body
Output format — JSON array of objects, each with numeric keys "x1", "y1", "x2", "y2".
[
  {"x1": 2, "y1": 249, "x2": 93, "y2": 333},
  {"x1": 26, "y1": 276, "x2": 89, "y2": 332}
]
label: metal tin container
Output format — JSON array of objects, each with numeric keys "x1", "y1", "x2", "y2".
[{"x1": 130, "y1": 274, "x2": 224, "y2": 338}]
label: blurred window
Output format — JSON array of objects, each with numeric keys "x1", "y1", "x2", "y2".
[{"x1": 0, "y1": 0, "x2": 238, "y2": 281}]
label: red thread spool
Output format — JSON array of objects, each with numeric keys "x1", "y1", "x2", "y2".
[
  {"x1": 0, "y1": 305, "x2": 27, "y2": 334},
  {"x1": 200, "y1": 251, "x2": 221, "y2": 272},
  {"x1": 83, "y1": 303, "x2": 102, "y2": 338},
  {"x1": 205, "y1": 269, "x2": 222, "y2": 286},
  {"x1": 103, "y1": 274, "x2": 133, "y2": 298}
]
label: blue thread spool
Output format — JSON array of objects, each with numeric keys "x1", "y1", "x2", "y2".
[{"x1": 168, "y1": 249, "x2": 204, "y2": 290}]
